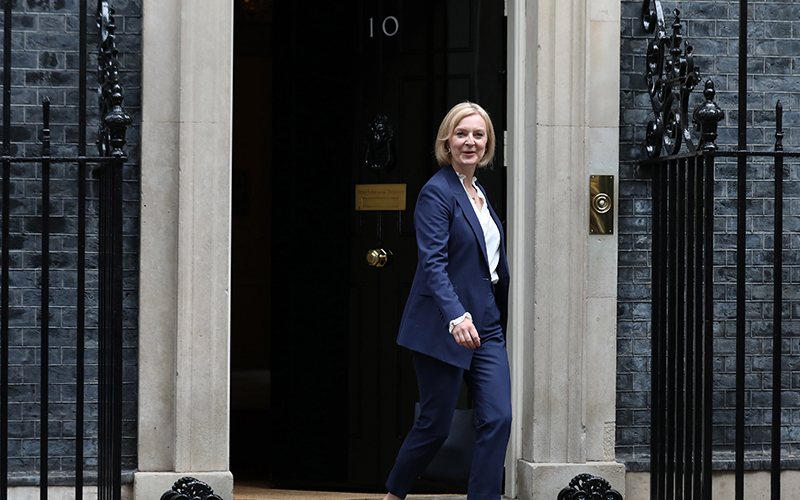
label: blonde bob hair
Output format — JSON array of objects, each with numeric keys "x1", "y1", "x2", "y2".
[{"x1": 434, "y1": 101, "x2": 496, "y2": 168}]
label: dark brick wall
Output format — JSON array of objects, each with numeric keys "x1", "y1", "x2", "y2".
[
  {"x1": 619, "y1": 0, "x2": 800, "y2": 470},
  {"x1": 1, "y1": 0, "x2": 140, "y2": 484}
]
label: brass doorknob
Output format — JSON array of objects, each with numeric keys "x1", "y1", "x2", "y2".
[{"x1": 366, "y1": 248, "x2": 392, "y2": 268}]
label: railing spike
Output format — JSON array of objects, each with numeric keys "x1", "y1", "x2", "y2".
[{"x1": 775, "y1": 101, "x2": 784, "y2": 152}]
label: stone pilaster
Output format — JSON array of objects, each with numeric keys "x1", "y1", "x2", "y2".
[
  {"x1": 136, "y1": 0, "x2": 234, "y2": 498},
  {"x1": 507, "y1": 0, "x2": 623, "y2": 497}
]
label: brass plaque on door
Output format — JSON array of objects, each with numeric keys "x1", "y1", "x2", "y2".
[{"x1": 355, "y1": 184, "x2": 407, "y2": 211}]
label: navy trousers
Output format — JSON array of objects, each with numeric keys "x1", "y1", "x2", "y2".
[{"x1": 386, "y1": 292, "x2": 512, "y2": 500}]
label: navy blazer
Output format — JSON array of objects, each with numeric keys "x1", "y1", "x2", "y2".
[{"x1": 397, "y1": 166, "x2": 510, "y2": 369}]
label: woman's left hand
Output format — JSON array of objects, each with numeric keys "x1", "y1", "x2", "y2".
[{"x1": 451, "y1": 317, "x2": 480, "y2": 349}]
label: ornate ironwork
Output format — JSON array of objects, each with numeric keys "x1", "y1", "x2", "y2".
[
  {"x1": 97, "y1": 0, "x2": 132, "y2": 158},
  {"x1": 160, "y1": 477, "x2": 224, "y2": 500},
  {"x1": 642, "y1": 2, "x2": 723, "y2": 157},
  {"x1": 364, "y1": 115, "x2": 395, "y2": 172},
  {"x1": 558, "y1": 473, "x2": 623, "y2": 500}
]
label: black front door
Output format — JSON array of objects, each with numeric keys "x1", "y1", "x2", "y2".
[
  {"x1": 232, "y1": 0, "x2": 506, "y2": 490},
  {"x1": 347, "y1": 0, "x2": 507, "y2": 489}
]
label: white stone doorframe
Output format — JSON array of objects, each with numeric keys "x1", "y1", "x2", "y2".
[
  {"x1": 136, "y1": 0, "x2": 234, "y2": 498},
  {"x1": 505, "y1": 0, "x2": 624, "y2": 499},
  {"x1": 134, "y1": 0, "x2": 623, "y2": 499}
]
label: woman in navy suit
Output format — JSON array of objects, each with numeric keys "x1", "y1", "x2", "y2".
[{"x1": 383, "y1": 102, "x2": 512, "y2": 500}]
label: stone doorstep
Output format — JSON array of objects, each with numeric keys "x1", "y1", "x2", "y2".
[
  {"x1": 357, "y1": 498, "x2": 466, "y2": 500},
  {"x1": 351, "y1": 498, "x2": 466, "y2": 500},
  {"x1": 233, "y1": 490, "x2": 465, "y2": 500},
  {"x1": 232, "y1": 486, "x2": 466, "y2": 500}
]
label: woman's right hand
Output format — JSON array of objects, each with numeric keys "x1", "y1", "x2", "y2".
[{"x1": 451, "y1": 316, "x2": 480, "y2": 349}]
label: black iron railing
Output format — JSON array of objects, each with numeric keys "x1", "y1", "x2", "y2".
[
  {"x1": 642, "y1": 1, "x2": 797, "y2": 500},
  {"x1": 0, "y1": 1, "x2": 130, "y2": 499},
  {"x1": 646, "y1": 146, "x2": 715, "y2": 500}
]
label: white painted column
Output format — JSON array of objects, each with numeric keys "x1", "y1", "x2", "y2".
[
  {"x1": 135, "y1": 0, "x2": 234, "y2": 498},
  {"x1": 507, "y1": 0, "x2": 623, "y2": 498}
]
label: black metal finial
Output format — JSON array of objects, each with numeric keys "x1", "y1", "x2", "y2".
[
  {"x1": 558, "y1": 473, "x2": 623, "y2": 500},
  {"x1": 692, "y1": 79, "x2": 725, "y2": 151},
  {"x1": 41, "y1": 98, "x2": 51, "y2": 147},
  {"x1": 702, "y1": 78, "x2": 715, "y2": 101},
  {"x1": 104, "y1": 82, "x2": 132, "y2": 157},
  {"x1": 161, "y1": 477, "x2": 223, "y2": 500},
  {"x1": 775, "y1": 100, "x2": 784, "y2": 152}
]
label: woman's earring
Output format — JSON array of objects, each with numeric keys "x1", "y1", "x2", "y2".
[{"x1": 445, "y1": 146, "x2": 451, "y2": 154}]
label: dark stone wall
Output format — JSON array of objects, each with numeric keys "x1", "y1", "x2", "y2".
[
  {"x1": 618, "y1": 0, "x2": 800, "y2": 470},
  {"x1": 1, "y1": 0, "x2": 140, "y2": 484}
]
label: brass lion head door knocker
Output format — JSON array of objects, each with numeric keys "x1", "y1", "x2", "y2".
[{"x1": 364, "y1": 115, "x2": 395, "y2": 173}]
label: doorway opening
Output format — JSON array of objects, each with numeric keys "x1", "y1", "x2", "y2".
[
  {"x1": 230, "y1": 0, "x2": 354, "y2": 487},
  {"x1": 229, "y1": 0, "x2": 276, "y2": 485},
  {"x1": 230, "y1": 0, "x2": 507, "y2": 492}
]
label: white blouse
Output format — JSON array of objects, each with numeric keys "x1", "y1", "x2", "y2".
[
  {"x1": 456, "y1": 170, "x2": 501, "y2": 284},
  {"x1": 448, "y1": 169, "x2": 502, "y2": 333}
]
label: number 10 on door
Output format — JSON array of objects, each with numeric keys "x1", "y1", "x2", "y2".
[{"x1": 369, "y1": 16, "x2": 399, "y2": 37}]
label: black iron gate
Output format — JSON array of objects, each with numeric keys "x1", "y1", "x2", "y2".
[
  {"x1": 642, "y1": 1, "x2": 800, "y2": 499},
  {"x1": 0, "y1": 1, "x2": 130, "y2": 499}
]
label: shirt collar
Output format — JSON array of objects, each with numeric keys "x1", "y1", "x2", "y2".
[{"x1": 454, "y1": 168, "x2": 478, "y2": 186}]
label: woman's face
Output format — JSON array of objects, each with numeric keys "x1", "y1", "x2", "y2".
[{"x1": 447, "y1": 113, "x2": 487, "y2": 171}]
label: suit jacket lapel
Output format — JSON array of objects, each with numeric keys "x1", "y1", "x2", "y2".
[{"x1": 443, "y1": 166, "x2": 490, "y2": 267}]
